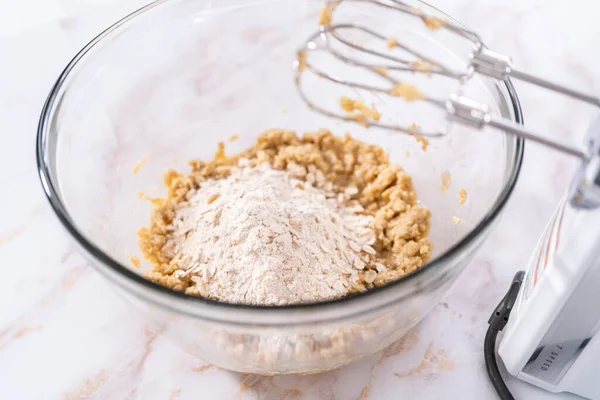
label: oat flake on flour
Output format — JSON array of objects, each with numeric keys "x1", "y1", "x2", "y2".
[{"x1": 166, "y1": 162, "x2": 376, "y2": 305}]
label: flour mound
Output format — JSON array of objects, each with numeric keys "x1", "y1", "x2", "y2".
[{"x1": 167, "y1": 163, "x2": 375, "y2": 305}]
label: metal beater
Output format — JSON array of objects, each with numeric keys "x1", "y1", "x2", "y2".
[{"x1": 294, "y1": 0, "x2": 600, "y2": 208}]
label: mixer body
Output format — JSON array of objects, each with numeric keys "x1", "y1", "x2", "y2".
[{"x1": 498, "y1": 118, "x2": 600, "y2": 399}]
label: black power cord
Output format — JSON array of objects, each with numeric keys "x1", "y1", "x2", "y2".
[{"x1": 484, "y1": 270, "x2": 525, "y2": 400}]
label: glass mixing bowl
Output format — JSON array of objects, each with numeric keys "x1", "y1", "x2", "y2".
[{"x1": 37, "y1": 0, "x2": 523, "y2": 374}]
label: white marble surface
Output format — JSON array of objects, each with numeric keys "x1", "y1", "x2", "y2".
[{"x1": 1, "y1": 0, "x2": 598, "y2": 398}]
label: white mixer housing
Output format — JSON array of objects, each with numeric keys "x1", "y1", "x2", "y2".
[{"x1": 499, "y1": 117, "x2": 600, "y2": 399}]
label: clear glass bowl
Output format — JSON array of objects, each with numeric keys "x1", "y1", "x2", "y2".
[{"x1": 37, "y1": 0, "x2": 523, "y2": 374}]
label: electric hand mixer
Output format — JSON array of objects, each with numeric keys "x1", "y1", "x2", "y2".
[{"x1": 294, "y1": 1, "x2": 600, "y2": 398}]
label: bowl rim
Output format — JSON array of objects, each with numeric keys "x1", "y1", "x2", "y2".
[{"x1": 36, "y1": 0, "x2": 524, "y2": 324}]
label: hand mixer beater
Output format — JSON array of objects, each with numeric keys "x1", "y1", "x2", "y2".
[{"x1": 295, "y1": 1, "x2": 600, "y2": 399}]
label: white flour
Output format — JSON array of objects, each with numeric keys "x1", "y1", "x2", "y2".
[{"x1": 166, "y1": 162, "x2": 376, "y2": 305}]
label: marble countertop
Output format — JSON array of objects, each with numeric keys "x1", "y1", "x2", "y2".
[{"x1": 1, "y1": 0, "x2": 598, "y2": 398}]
